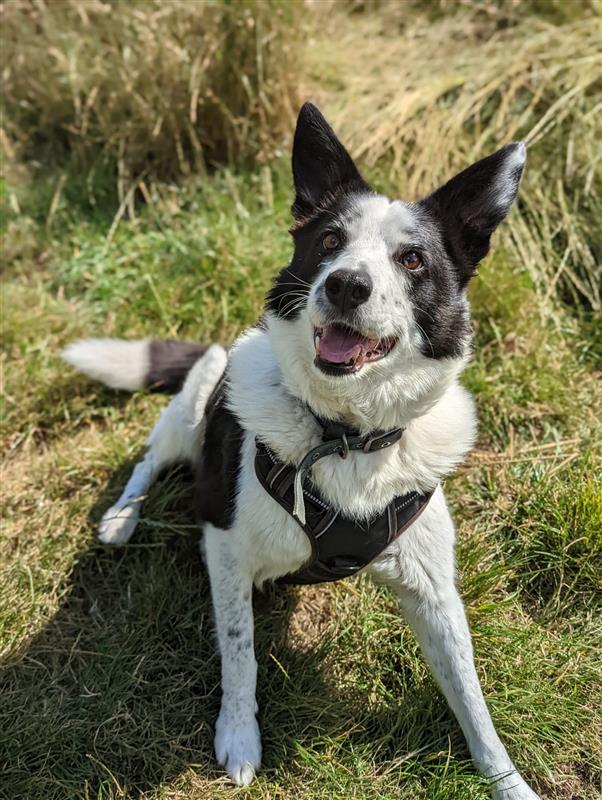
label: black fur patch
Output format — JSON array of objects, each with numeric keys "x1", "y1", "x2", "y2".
[
  {"x1": 397, "y1": 144, "x2": 526, "y2": 359},
  {"x1": 420, "y1": 143, "x2": 525, "y2": 285},
  {"x1": 398, "y1": 210, "x2": 473, "y2": 360},
  {"x1": 408, "y1": 144, "x2": 525, "y2": 358},
  {"x1": 414, "y1": 298, "x2": 471, "y2": 360},
  {"x1": 147, "y1": 340, "x2": 209, "y2": 393},
  {"x1": 267, "y1": 103, "x2": 372, "y2": 320},
  {"x1": 291, "y1": 102, "x2": 370, "y2": 221},
  {"x1": 268, "y1": 210, "x2": 337, "y2": 319},
  {"x1": 196, "y1": 375, "x2": 244, "y2": 530}
]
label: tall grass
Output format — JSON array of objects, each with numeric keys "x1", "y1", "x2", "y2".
[
  {"x1": 313, "y1": 3, "x2": 601, "y2": 311},
  {"x1": 1, "y1": 0, "x2": 300, "y2": 196}
]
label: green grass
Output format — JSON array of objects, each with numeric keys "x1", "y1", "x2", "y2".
[
  {"x1": 2, "y1": 160, "x2": 600, "y2": 800},
  {"x1": 1, "y1": 3, "x2": 601, "y2": 799}
]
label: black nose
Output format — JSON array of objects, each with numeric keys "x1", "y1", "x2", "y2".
[{"x1": 324, "y1": 269, "x2": 373, "y2": 314}]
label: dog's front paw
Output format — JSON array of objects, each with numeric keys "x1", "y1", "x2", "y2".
[
  {"x1": 98, "y1": 503, "x2": 139, "y2": 544},
  {"x1": 214, "y1": 707, "x2": 261, "y2": 786},
  {"x1": 491, "y1": 774, "x2": 540, "y2": 800}
]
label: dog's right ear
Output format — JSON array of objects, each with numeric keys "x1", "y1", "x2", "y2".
[{"x1": 291, "y1": 102, "x2": 367, "y2": 220}]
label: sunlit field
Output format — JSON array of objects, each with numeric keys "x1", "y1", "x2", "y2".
[{"x1": 1, "y1": 2, "x2": 600, "y2": 798}]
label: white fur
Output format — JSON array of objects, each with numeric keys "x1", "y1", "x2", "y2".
[
  {"x1": 205, "y1": 521, "x2": 261, "y2": 785},
  {"x1": 308, "y1": 195, "x2": 425, "y2": 350},
  {"x1": 494, "y1": 142, "x2": 527, "y2": 212},
  {"x1": 229, "y1": 325, "x2": 474, "y2": 524},
  {"x1": 83, "y1": 321, "x2": 538, "y2": 797},
  {"x1": 62, "y1": 339, "x2": 151, "y2": 391}
]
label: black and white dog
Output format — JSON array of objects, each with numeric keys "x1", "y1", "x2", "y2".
[{"x1": 64, "y1": 103, "x2": 538, "y2": 799}]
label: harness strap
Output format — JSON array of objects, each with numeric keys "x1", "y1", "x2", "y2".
[
  {"x1": 255, "y1": 440, "x2": 435, "y2": 585},
  {"x1": 291, "y1": 420, "x2": 404, "y2": 524}
]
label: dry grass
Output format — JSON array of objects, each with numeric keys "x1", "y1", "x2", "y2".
[
  {"x1": 311, "y1": 3, "x2": 601, "y2": 311},
  {"x1": 1, "y1": 0, "x2": 301, "y2": 194},
  {"x1": 2, "y1": 2, "x2": 601, "y2": 798}
]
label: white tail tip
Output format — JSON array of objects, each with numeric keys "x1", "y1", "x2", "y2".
[{"x1": 62, "y1": 338, "x2": 150, "y2": 391}]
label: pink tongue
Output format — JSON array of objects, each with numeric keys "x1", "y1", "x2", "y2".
[{"x1": 319, "y1": 326, "x2": 367, "y2": 364}]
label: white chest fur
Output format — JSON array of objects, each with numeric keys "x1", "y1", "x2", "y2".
[{"x1": 225, "y1": 326, "x2": 477, "y2": 582}]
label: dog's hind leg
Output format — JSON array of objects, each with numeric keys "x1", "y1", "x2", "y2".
[
  {"x1": 98, "y1": 344, "x2": 228, "y2": 544},
  {"x1": 97, "y1": 397, "x2": 187, "y2": 544}
]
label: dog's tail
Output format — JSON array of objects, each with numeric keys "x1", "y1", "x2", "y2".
[{"x1": 62, "y1": 338, "x2": 223, "y2": 393}]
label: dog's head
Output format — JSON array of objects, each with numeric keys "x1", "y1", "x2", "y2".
[{"x1": 266, "y1": 103, "x2": 525, "y2": 426}]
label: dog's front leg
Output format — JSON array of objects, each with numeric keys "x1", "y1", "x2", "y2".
[
  {"x1": 368, "y1": 491, "x2": 539, "y2": 800},
  {"x1": 204, "y1": 523, "x2": 261, "y2": 786},
  {"x1": 395, "y1": 584, "x2": 538, "y2": 799}
]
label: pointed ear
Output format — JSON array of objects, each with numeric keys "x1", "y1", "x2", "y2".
[
  {"x1": 421, "y1": 142, "x2": 526, "y2": 281},
  {"x1": 291, "y1": 102, "x2": 369, "y2": 220}
]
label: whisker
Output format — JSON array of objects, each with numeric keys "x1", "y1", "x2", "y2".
[
  {"x1": 279, "y1": 293, "x2": 310, "y2": 316},
  {"x1": 283, "y1": 268, "x2": 311, "y2": 287},
  {"x1": 280, "y1": 300, "x2": 307, "y2": 317},
  {"x1": 412, "y1": 303, "x2": 438, "y2": 325},
  {"x1": 414, "y1": 321, "x2": 435, "y2": 357}
]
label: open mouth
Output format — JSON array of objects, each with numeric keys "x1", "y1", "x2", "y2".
[{"x1": 313, "y1": 323, "x2": 397, "y2": 375}]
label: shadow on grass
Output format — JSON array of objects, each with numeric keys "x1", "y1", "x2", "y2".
[
  {"x1": 1, "y1": 468, "x2": 464, "y2": 800},
  {"x1": 16, "y1": 377, "x2": 136, "y2": 451}
]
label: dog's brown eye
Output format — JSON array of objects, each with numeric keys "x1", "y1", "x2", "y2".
[
  {"x1": 399, "y1": 250, "x2": 423, "y2": 270},
  {"x1": 322, "y1": 232, "x2": 341, "y2": 251}
]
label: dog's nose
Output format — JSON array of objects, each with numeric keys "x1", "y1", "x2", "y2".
[{"x1": 324, "y1": 269, "x2": 373, "y2": 314}]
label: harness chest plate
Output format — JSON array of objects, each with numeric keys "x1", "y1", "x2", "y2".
[{"x1": 254, "y1": 437, "x2": 434, "y2": 585}]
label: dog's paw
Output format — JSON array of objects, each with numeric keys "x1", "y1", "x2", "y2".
[
  {"x1": 97, "y1": 504, "x2": 139, "y2": 545},
  {"x1": 214, "y1": 708, "x2": 261, "y2": 787},
  {"x1": 491, "y1": 775, "x2": 540, "y2": 800}
]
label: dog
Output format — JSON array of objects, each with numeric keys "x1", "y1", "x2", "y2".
[{"x1": 63, "y1": 103, "x2": 539, "y2": 799}]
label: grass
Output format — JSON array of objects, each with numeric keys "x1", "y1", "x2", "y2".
[
  {"x1": 1, "y1": 0, "x2": 301, "y2": 192},
  {"x1": 1, "y1": 2, "x2": 601, "y2": 799}
]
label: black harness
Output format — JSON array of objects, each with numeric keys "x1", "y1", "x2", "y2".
[{"x1": 254, "y1": 415, "x2": 434, "y2": 585}]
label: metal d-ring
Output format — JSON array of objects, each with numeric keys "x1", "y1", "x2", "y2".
[{"x1": 339, "y1": 432, "x2": 349, "y2": 459}]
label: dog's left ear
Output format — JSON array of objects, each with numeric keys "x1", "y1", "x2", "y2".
[
  {"x1": 291, "y1": 102, "x2": 369, "y2": 220},
  {"x1": 421, "y1": 142, "x2": 526, "y2": 283}
]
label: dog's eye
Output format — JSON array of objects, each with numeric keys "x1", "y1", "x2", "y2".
[
  {"x1": 322, "y1": 232, "x2": 341, "y2": 251},
  {"x1": 398, "y1": 250, "x2": 423, "y2": 270}
]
